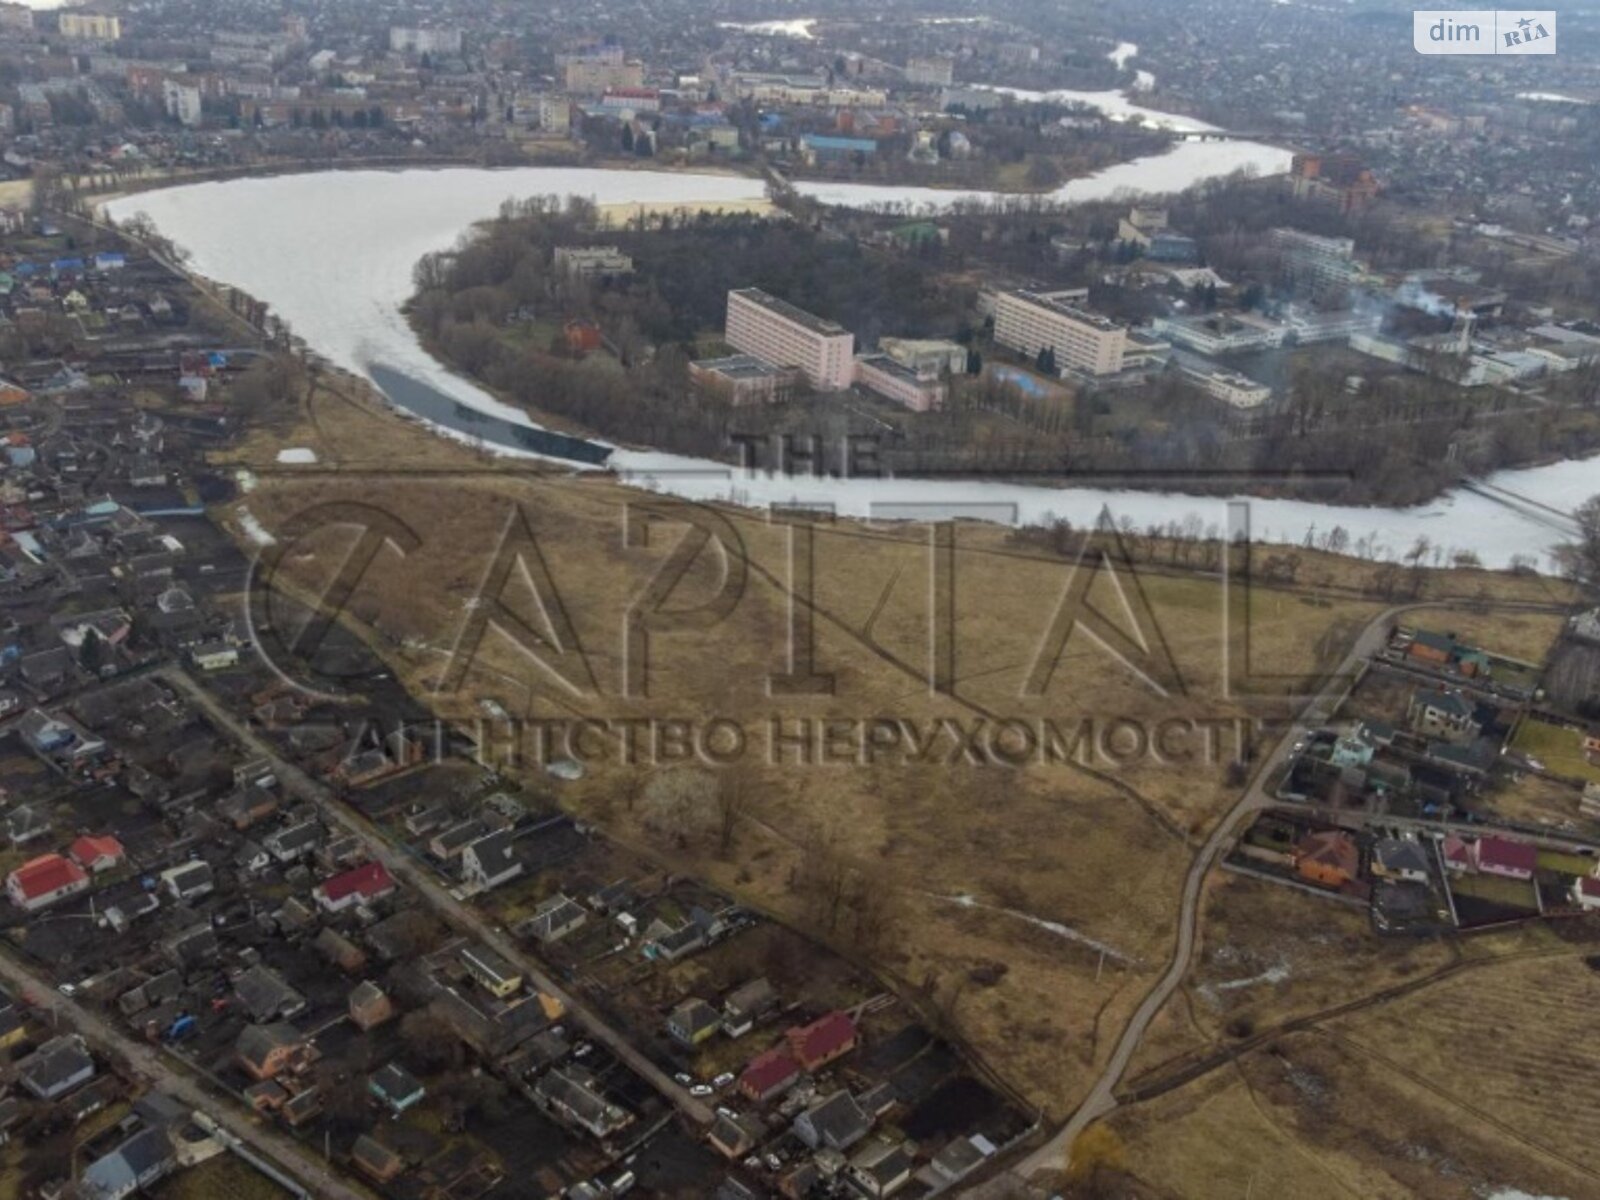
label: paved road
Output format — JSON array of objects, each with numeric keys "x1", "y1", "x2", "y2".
[
  {"x1": 160, "y1": 667, "x2": 715, "y2": 1128},
  {"x1": 0, "y1": 950, "x2": 365, "y2": 1200},
  {"x1": 1002, "y1": 598, "x2": 1570, "y2": 1188}
]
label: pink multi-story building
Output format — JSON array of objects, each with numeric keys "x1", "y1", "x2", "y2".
[{"x1": 725, "y1": 288, "x2": 855, "y2": 392}]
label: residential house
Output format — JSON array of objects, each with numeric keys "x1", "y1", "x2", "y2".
[
  {"x1": 429, "y1": 818, "x2": 485, "y2": 860},
  {"x1": 6, "y1": 852, "x2": 89, "y2": 911},
  {"x1": 312, "y1": 861, "x2": 396, "y2": 913},
  {"x1": 1292, "y1": 830, "x2": 1359, "y2": 889},
  {"x1": 786, "y1": 1010, "x2": 857, "y2": 1071},
  {"x1": 722, "y1": 977, "x2": 778, "y2": 1037},
  {"x1": 1371, "y1": 838, "x2": 1430, "y2": 885},
  {"x1": 369, "y1": 1062, "x2": 426, "y2": 1115},
  {"x1": 793, "y1": 1090, "x2": 872, "y2": 1151},
  {"x1": 217, "y1": 784, "x2": 279, "y2": 830},
  {"x1": 848, "y1": 1140, "x2": 915, "y2": 1198},
  {"x1": 460, "y1": 944, "x2": 522, "y2": 999},
  {"x1": 462, "y1": 830, "x2": 522, "y2": 892},
  {"x1": 1572, "y1": 876, "x2": 1600, "y2": 911},
  {"x1": 739, "y1": 1048, "x2": 801, "y2": 1103},
  {"x1": 78, "y1": 1125, "x2": 174, "y2": 1200},
  {"x1": 236, "y1": 1023, "x2": 308, "y2": 1081},
  {"x1": 351, "y1": 1135, "x2": 406, "y2": 1184},
  {"x1": 349, "y1": 980, "x2": 394, "y2": 1030},
  {"x1": 522, "y1": 893, "x2": 587, "y2": 944},
  {"x1": 1475, "y1": 836, "x2": 1537, "y2": 881},
  {"x1": 68, "y1": 834, "x2": 125, "y2": 874},
  {"x1": 18, "y1": 1034, "x2": 95, "y2": 1099},
  {"x1": 532, "y1": 1066, "x2": 630, "y2": 1139},
  {"x1": 709, "y1": 1112, "x2": 763, "y2": 1159},
  {"x1": 264, "y1": 820, "x2": 322, "y2": 864},
  {"x1": 666, "y1": 998, "x2": 722, "y2": 1048},
  {"x1": 1408, "y1": 688, "x2": 1480, "y2": 743},
  {"x1": 235, "y1": 964, "x2": 307, "y2": 1022},
  {"x1": 160, "y1": 861, "x2": 214, "y2": 903}
]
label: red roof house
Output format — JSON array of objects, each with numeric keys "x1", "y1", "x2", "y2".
[
  {"x1": 1441, "y1": 834, "x2": 1472, "y2": 873},
  {"x1": 68, "y1": 834, "x2": 125, "y2": 873},
  {"x1": 6, "y1": 853, "x2": 89, "y2": 912},
  {"x1": 1474, "y1": 836, "x2": 1537, "y2": 881},
  {"x1": 738, "y1": 1048, "x2": 801, "y2": 1103},
  {"x1": 312, "y1": 861, "x2": 397, "y2": 913},
  {"x1": 785, "y1": 1011, "x2": 857, "y2": 1072}
]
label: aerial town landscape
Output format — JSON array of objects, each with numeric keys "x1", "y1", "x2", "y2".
[{"x1": 0, "y1": 0, "x2": 1593, "y2": 1198}]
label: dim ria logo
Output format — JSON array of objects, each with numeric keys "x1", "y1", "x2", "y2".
[{"x1": 1415, "y1": 10, "x2": 1555, "y2": 54}]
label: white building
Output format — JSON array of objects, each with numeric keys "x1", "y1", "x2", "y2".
[
  {"x1": 993, "y1": 290, "x2": 1127, "y2": 376},
  {"x1": 162, "y1": 79, "x2": 203, "y2": 127},
  {"x1": 905, "y1": 56, "x2": 955, "y2": 87},
  {"x1": 389, "y1": 26, "x2": 462, "y2": 56},
  {"x1": 553, "y1": 246, "x2": 634, "y2": 278},
  {"x1": 725, "y1": 288, "x2": 855, "y2": 391},
  {"x1": 853, "y1": 354, "x2": 946, "y2": 412}
]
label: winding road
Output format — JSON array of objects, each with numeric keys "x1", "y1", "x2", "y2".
[{"x1": 999, "y1": 596, "x2": 1573, "y2": 1189}]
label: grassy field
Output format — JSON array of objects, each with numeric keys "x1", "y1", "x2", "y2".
[
  {"x1": 153, "y1": 1154, "x2": 297, "y2": 1200},
  {"x1": 217, "y1": 367, "x2": 1582, "y2": 1126},
  {"x1": 1329, "y1": 953, "x2": 1600, "y2": 1183},
  {"x1": 1108, "y1": 1021, "x2": 1600, "y2": 1200},
  {"x1": 1512, "y1": 716, "x2": 1600, "y2": 784}
]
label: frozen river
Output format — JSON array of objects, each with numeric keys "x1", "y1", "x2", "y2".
[{"x1": 106, "y1": 160, "x2": 1592, "y2": 569}]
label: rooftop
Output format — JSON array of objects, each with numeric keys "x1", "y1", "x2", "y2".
[{"x1": 729, "y1": 287, "x2": 846, "y2": 337}]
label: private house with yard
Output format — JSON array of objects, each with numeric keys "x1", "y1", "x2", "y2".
[
  {"x1": 722, "y1": 977, "x2": 779, "y2": 1037},
  {"x1": 1292, "y1": 830, "x2": 1360, "y2": 889},
  {"x1": 533, "y1": 1066, "x2": 631, "y2": 1139},
  {"x1": 1408, "y1": 688, "x2": 1480, "y2": 744},
  {"x1": 522, "y1": 893, "x2": 587, "y2": 944},
  {"x1": 462, "y1": 830, "x2": 523, "y2": 892},
  {"x1": 1572, "y1": 876, "x2": 1600, "y2": 911},
  {"x1": 349, "y1": 980, "x2": 395, "y2": 1031},
  {"x1": 1371, "y1": 838, "x2": 1431, "y2": 884},
  {"x1": 312, "y1": 861, "x2": 396, "y2": 913},
  {"x1": 1475, "y1": 836, "x2": 1538, "y2": 880},
  {"x1": 848, "y1": 1139, "x2": 916, "y2": 1198},
  {"x1": 6, "y1": 852, "x2": 89, "y2": 911},
  {"x1": 237, "y1": 1023, "x2": 310, "y2": 1081},
  {"x1": 667, "y1": 997, "x2": 722, "y2": 1048},
  {"x1": 793, "y1": 1090, "x2": 872, "y2": 1151},
  {"x1": 18, "y1": 1035, "x2": 95, "y2": 1099},
  {"x1": 369, "y1": 1062, "x2": 426, "y2": 1115},
  {"x1": 68, "y1": 833, "x2": 125, "y2": 874},
  {"x1": 739, "y1": 1047, "x2": 801, "y2": 1103},
  {"x1": 460, "y1": 943, "x2": 522, "y2": 999},
  {"x1": 79, "y1": 1125, "x2": 175, "y2": 1200},
  {"x1": 787, "y1": 1010, "x2": 858, "y2": 1071},
  {"x1": 160, "y1": 861, "x2": 214, "y2": 903}
]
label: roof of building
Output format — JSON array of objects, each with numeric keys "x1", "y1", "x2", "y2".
[
  {"x1": 729, "y1": 287, "x2": 846, "y2": 336},
  {"x1": 788, "y1": 1010, "x2": 856, "y2": 1062},
  {"x1": 317, "y1": 860, "x2": 395, "y2": 904},
  {"x1": 69, "y1": 834, "x2": 124, "y2": 865},
  {"x1": 740, "y1": 1047, "x2": 801, "y2": 1094},
  {"x1": 1476, "y1": 836, "x2": 1537, "y2": 873},
  {"x1": 9, "y1": 852, "x2": 87, "y2": 899}
]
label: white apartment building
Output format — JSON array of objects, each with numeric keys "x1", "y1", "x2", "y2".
[
  {"x1": 1270, "y1": 227, "x2": 1362, "y2": 294},
  {"x1": 905, "y1": 56, "x2": 955, "y2": 87},
  {"x1": 725, "y1": 289, "x2": 855, "y2": 391},
  {"x1": 993, "y1": 290, "x2": 1127, "y2": 376},
  {"x1": 389, "y1": 26, "x2": 462, "y2": 55},
  {"x1": 162, "y1": 79, "x2": 202, "y2": 127}
]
